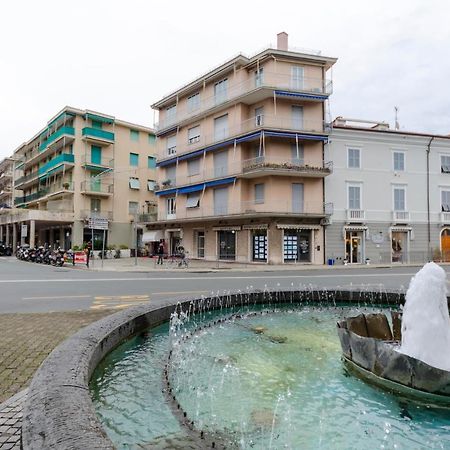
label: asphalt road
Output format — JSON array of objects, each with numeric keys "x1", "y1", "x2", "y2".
[{"x1": 0, "y1": 257, "x2": 443, "y2": 313}]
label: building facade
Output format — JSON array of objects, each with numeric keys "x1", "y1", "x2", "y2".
[
  {"x1": 0, "y1": 157, "x2": 14, "y2": 209},
  {"x1": 148, "y1": 33, "x2": 336, "y2": 264},
  {"x1": 325, "y1": 117, "x2": 450, "y2": 265},
  {"x1": 2, "y1": 107, "x2": 156, "y2": 250}
]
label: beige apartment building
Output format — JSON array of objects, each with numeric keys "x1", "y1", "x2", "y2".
[
  {"x1": 3, "y1": 106, "x2": 156, "y2": 251},
  {"x1": 148, "y1": 33, "x2": 336, "y2": 264},
  {"x1": 0, "y1": 157, "x2": 14, "y2": 209}
]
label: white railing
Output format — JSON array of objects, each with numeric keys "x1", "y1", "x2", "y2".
[
  {"x1": 392, "y1": 211, "x2": 410, "y2": 223},
  {"x1": 80, "y1": 181, "x2": 114, "y2": 194},
  {"x1": 81, "y1": 155, "x2": 114, "y2": 168},
  {"x1": 158, "y1": 114, "x2": 327, "y2": 160},
  {"x1": 160, "y1": 200, "x2": 329, "y2": 221},
  {"x1": 347, "y1": 209, "x2": 365, "y2": 221},
  {"x1": 157, "y1": 72, "x2": 332, "y2": 131},
  {"x1": 441, "y1": 212, "x2": 450, "y2": 224}
]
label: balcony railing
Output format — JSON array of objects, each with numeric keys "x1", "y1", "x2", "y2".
[
  {"x1": 158, "y1": 114, "x2": 328, "y2": 160},
  {"x1": 157, "y1": 157, "x2": 332, "y2": 192},
  {"x1": 38, "y1": 153, "x2": 75, "y2": 175},
  {"x1": 80, "y1": 209, "x2": 113, "y2": 220},
  {"x1": 82, "y1": 127, "x2": 115, "y2": 142},
  {"x1": 81, "y1": 155, "x2": 114, "y2": 169},
  {"x1": 346, "y1": 209, "x2": 365, "y2": 222},
  {"x1": 138, "y1": 212, "x2": 158, "y2": 223},
  {"x1": 80, "y1": 181, "x2": 114, "y2": 194},
  {"x1": 159, "y1": 200, "x2": 330, "y2": 221},
  {"x1": 157, "y1": 72, "x2": 332, "y2": 131},
  {"x1": 14, "y1": 181, "x2": 74, "y2": 205},
  {"x1": 441, "y1": 212, "x2": 450, "y2": 224},
  {"x1": 15, "y1": 171, "x2": 40, "y2": 187},
  {"x1": 392, "y1": 211, "x2": 410, "y2": 223},
  {"x1": 39, "y1": 126, "x2": 75, "y2": 151}
]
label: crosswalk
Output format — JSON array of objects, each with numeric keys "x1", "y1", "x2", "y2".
[{"x1": 91, "y1": 295, "x2": 150, "y2": 310}]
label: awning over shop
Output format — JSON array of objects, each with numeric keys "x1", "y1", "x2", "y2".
[
  {"x1": 142, "y1": 230, "x2": 164, "y2": 242},
  {"x1": 343, "y1": 226, "x2": 368, "y2": 232},
  {"x1": 390, "y1": 227, "x2": 412, "y2": 232},
  {"x1": 277, "y1": 224, "x2": 320, "y2": 230},
  {"x1": 212, "y1": 226, "x2": 242, "y2": 231},
  {"x1": 243, "y1": 224, "x2": 268, "y2": 230}
]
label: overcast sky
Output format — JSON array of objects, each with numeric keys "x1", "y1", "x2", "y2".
[{"x1": 1, "y1": 0, "x2": 449, "y2": 159}]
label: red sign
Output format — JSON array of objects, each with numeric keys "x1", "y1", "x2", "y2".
[{"x1": 74, "y1": 252, "x2": 87, "y2": 264}]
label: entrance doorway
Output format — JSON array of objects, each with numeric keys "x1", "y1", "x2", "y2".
[
  {"x1": 391, "y1": 231, "x2": 408, "y2": 263},
  {"x1": 345, "y1": 231, "x2": 363, "y2": 264},
  {"x1": 441, "y1": 228, "x2": 450, "y2": 262},
  {"x1": 283, "y1": 230, "x2": 311, "y2": 263},
  {"x1": 217, "y1": 230, "x2": 236, "y2": 260},
  {"x1": 252, "y1": 230, "x2": 267, "y2": 262}
]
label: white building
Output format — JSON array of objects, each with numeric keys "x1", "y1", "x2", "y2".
[{"x1": 325, "y1": 118, "x2": 450, "y2": 264}]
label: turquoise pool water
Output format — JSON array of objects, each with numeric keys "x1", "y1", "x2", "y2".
[{"x1": 90, "y1": 306, "x2": 450, "y2": 449}]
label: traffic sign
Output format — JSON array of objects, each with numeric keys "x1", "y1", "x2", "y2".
[{"x1": 88, "y1": 217, "x2": 109, "y2": 230}]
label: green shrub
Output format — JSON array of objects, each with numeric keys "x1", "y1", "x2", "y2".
[{"x1": 119, "y1": 244, "x2": 129, "y2": 250}]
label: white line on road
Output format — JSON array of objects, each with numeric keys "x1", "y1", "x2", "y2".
[{"x1": 0, "y1": 272, "x2": 418, "y2": 283}]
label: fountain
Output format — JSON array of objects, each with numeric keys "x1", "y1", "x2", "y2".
[{"x1": 337, "y1": 262, "x2": 450, "y2": 403}]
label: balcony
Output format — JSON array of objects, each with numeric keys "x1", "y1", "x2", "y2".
[
  {"x1": 346, "y1": 209, "x2": 365, "y2": 222},
  {"x1": 81, "y1": 127, "x2": 115, "y2": 144},
  {"x1": 158, "y1": 200, "x2": 330, "y2": 222},
  {"x1": 39, "y1": 126, "x2": 75, "y2": 152},
  {"x1": 80, "y1": 181, "x2": 114, "y2": 196},
  {"x1": 392, "y1": 211, "x2": 410, "y2": 224},
  {"x1": 14, "y1": 182, "x2": 74, "y2": 206},
  {"x1": 157, "y1": 72, "x2": 333, "y2": 132},
  {"x1": 81, "y1": 155, "x2": 114, "y2": 171},
  {"x1": 38, "y1": 153, "x2": 75, "y2": 176},
  {"x1": 158, "y1": 114, "x2": 328, "y2": 161},
  {"x1": 138, "y1": 213, "x2": 158, "y2": 223},
  {"x1": 80, "y1": 209, "x2": 113, "y2": 220},
  {"x1": 441, "y1": 212, "x2": 450, "y2": 225},
  {"x1": 0, "y1": 209, "x2": 74, "y2": 225},
  {"x1": 15, "y1": 171, "x2": 40, "y2": 188}
]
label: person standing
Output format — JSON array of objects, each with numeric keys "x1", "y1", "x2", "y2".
[{"x1": 157, "y1": 240, "x2": 165, "y2": 265}]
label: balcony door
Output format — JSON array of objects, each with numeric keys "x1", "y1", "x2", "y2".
[
  {"x1": 214, "y1": 187, "x2": 228, "y2": 215},
  {"x1": 214, "y1": 114, "x2": 229, "y2": 141},
  {"x1": 291, "y1": 66, "x2": 304, "y2": 90},
  {"x1": 292, "y1": 105, "x2": 304, "y2": 130},
  {"x1": 292, "y1": 183, "x2": 304, "y2": 213},
  {"x1": 90, "y1": 173, "x2": 101, "y2": 192},
  {"x1": 91, "y1": 146, "x2": 102, "y2": 165},
  {"x1": 214, "y1": 150, "x2": 228, "y2": 178}
]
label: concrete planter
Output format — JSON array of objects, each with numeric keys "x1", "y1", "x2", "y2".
[{"x1": 120, "y1": 249, "x2": 130, "y2": 258}]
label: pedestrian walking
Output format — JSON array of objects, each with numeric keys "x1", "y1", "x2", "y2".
[{"x1": 157, "y1": 240, "x2": 164, "y2": 265}]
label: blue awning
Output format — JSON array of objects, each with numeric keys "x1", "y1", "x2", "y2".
[
  {"x1": 155, "y1": 187, "x2": 177, "y2": 196},
  {"x1": 156, "y1": 125, "x2": 178, "y2": 137},
  {"x1": 264, "y1": 131, "x2": 329, "y2": 142},
  {"x1": 274, "y1": 90, "x2": 328, "y2": 101},
  {"x1": 177, "y1": 149, "x2": 205, "y2": 162},
  {"x1": 204, "y1": 177, "x2": 236, "y2": 188},
  {"x1": 178, "y1": 183, "x2": 205, "y2": 194}
]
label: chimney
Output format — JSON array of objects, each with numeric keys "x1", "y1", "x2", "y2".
[{"x1": 277, "y1": 32, "x2": 288, "y2": 51}]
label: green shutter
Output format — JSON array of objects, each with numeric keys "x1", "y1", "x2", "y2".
[
  {"x1": 148, "y1": 134, "x2": 156, "y2": 144},
  {"x1": 130, "y1": 153, "x2": 139, "y2": 166},
  {"x1": 130, "y1": 130, "x2": 139, "y2": 141},
  {"x1": 91, "y1": 146, "x2": 102, "y2": 165},
  {"x1": 91, "y1": 120, "x2": 103, "y2": 130},
  {"x1": 147, "y1": 156, "x2": 156, "y2": 169}
]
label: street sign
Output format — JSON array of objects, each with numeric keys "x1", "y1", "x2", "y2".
[
  {"x1": 21, "y1": 224, "x2": 28, "y2": 237},
  {"x1": 88, "y1": 217, "x2": 109, "y2": 230}
]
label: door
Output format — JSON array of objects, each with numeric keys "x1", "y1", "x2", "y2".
[
  {"x1": 90, "y1": 173, "x2": 101, "y2": 192},
  {"x1": 291, "y1": 66, "x2": 304, "y2": 90},
  {"x1": 214, "y1": 114, "x2": 229, "y2": 141},
  {"x1": 292, "y1": 105, "x2": 304, "y2": 130},
  {"x1": 255, "y1": 107, "x2": 264, "y2": 127},
  {"x1": 283, "y1": 230, "x2": 311, "y2": 262},
  {"x1": 345, "y1": 231, "x2": 362, "y2": 263},
  {"x1": 214, "y1": 150, "x2": 228, "y2": 178},
  {"x1": 91, "y1": 146, "x2": 102, "y2": 165},
  {"x1": 252, "y1": 231, "x2": 267, "y2": 261},
  {"x1": 214, "y1": 187, "x2": 228, "y2": 215},
  {"x1": 292, "y1": 183, "x2": 304, "y2": 213},
  {"x1": 217, "y1": 230, "x2": 236, "y2": 260},
  {"x1": 196, "y1": 231, "x2": 205, "y2": 258},
  {"x1": 291, "y1": 143, "x2": 304, "y2": 165},
  {"x1": 391, "y1": 231, "x2": 407, "y2": 263}
]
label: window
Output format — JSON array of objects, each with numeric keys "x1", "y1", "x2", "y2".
[
  {"x1": 196, "y1": 231, "x2": 205, "y2": 258},
  {"x1": 91, "y1": 120, "x2": 103, "y2": 130},
  {"x1": 441, "y1": 155, "x2": 450, "y2": 173},
  {"x1": 129, "y1": 153, "x2": 139, "y2": 166},
  {"x1": 393, "y1": 187, "x2": 406, "y2": 211},
  {"x1": 147, "y1": 156, "x2": 156, "y2": 169},
  {"x1": 291, "y1": 144, "x2": 304, "y2": 165},
  {"x1": 291, "y1": 66, "x2": 304, "y2": 90},
  {"x1": 129, "y1": 177, "x2": 140, "y2": 189},
  {"x1": 186, "y1": 193, "x2": 200, "y2": 208},
  {"x1": 255, "y1": 107, "x2": 264, "y2": 126},
  {"x1": 292, "y1": 105, "x2": 304, "y2": 129},
  {"x1": 90, "y1": 198, "x2": 101, "y2": 212},
  {"x1": 91, "y1": 146, "x2": 102, "y2": 165},
  {"x1": 442, "y1": 190, "x2": 450, "y2": 211},
  {"x1": 214, "y1": 187, "x2": 228, "y2": 215},
  {"x1": 188, "y1": 158, "x2": 201, "y2": 176},
  {"x1": 167, "y1": 135, "x2": 176, "y2": 155},
  {"x1": 147, "y1": 180, "x2": 156, "y2": 191},
  {"x1": 166, "y1": 104, "x2": 177, "y2": 124},
  {"x1": 348, "y1": 185, "x2": 361, "y2": 210},
  {"x1": 348, "y1": 148, "x2": 361, "y2": 169},
  {"x1": 255, "y1": 67, "x2": 264, "y2": 87},
  {"x1": 165, "y1": 166, "x2": 176, "y2": 185},
  {"x1": 166, "y1": 197, "x2": 176, "y2": 215},
  {"x1": 393, "y1": 152, "x2": 405, "y2": 171},
  {"x1": 214, "y1": 78, "x2": 228, "y2": 104},
  {"x1": 214, "y1": 150, "x2": 228, "y2": 177},
  {"x1": 188, "y1": 125, "x2": 201, "y2": 144},
  {"x1": 148, "y1": 134, "x2": 156, "y2": 144},
  {"x1": 187, "y1": 92, "x2": 200, "y2": 112},
  {"x1": 128, "y1": 201, "x2": 139, "y2": 215},
  {"x1": 214, "y1": 114, "x2": 228, "y2": 141},
  {"x1": 255, "y1": 183, "x2": 265, "y2": 204},
  {"x1": 130, "y1": 129, "x2": 139, "y2": 141}
]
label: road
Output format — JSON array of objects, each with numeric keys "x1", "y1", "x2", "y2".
[{"x1": 0, "y1": 257, "x2": 441, "y2": 313}]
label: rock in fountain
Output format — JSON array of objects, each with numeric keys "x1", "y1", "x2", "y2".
[{"x1": 399, "y1": 262, "x2": 450, "y2": 371}]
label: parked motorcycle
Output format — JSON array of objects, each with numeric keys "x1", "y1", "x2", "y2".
[{"x1": 0, "y1": 241, "x2": 12, "y2": 256}]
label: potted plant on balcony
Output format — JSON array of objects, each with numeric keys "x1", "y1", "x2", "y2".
[
  {"x1": 162, "y1": 179, "x2": 172, "y2": 187},
  {"x1": 63, "y1": 182, "x2": 70, "y2": 190}
]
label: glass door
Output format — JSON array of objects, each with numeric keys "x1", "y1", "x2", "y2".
[
  {"x1": 345, "y1": 231, "x2": 362, "y2": 263},
  {"x1": 217, "y1": 230, "x2": 236, "y2": 260}
]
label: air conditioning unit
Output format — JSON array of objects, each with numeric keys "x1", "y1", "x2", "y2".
[{"x1": 320, "y1": 217, "x2": 332, "y2": 226}]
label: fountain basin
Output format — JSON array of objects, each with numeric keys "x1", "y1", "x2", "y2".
[{"x1": 337, "y1": 313, "x2": 450, "y2": 403}]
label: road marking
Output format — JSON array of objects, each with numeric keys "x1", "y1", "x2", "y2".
[
  {"x1": 22, "y1": 295, "x2": 91, "y2": 300},
  {"x1": 91, "y1": 294, "x2": 150, "y2": 310},
  {"x1": 151, "y1": 290, "x2": 208, "y2": 296},
  {"x1": 0, "y1": 272, "x2": 422, "y2": 284}
]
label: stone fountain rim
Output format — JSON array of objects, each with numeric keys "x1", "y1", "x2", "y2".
[{"x1": 21, "y1": 288, "x2": 404, "y2": 450}]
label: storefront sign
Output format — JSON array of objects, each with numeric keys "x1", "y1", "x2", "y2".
[
  {"x1": 21, "y1": 224, "x2": 28, "y2": 237},
  {"x1": 74, "y1": 252, "x2": 87, "y2": 264}
]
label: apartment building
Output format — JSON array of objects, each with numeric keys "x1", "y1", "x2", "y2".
[
  {"x1": 0, "y1": 157, "x2": 14, "y2": 208},
  {"x1": 325, "y1": 117, "x2": 450, "y2": 264},
  {"x1": 2, "y1": 106, "x2": 156, "y2": 250},
  {"x1": 148, "y1": 33, "x2": 336, "y2": 264}
]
